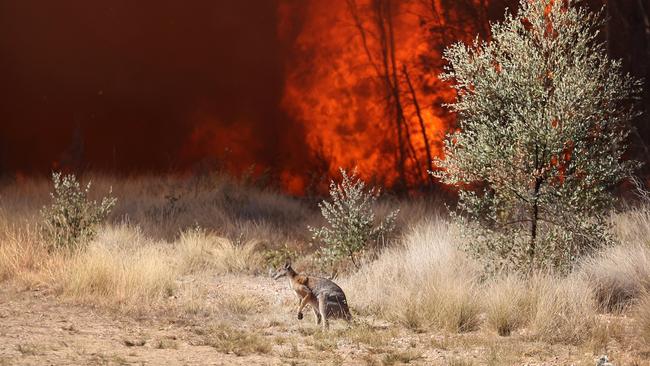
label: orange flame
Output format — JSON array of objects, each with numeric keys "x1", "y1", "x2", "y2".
[{"x1": 279, "y1": 0, "x2": 490, "y2": 192}]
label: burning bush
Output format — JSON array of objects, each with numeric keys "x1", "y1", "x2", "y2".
[{"x1": 435, "y1": 0, "x2": 642, "y2": 272}]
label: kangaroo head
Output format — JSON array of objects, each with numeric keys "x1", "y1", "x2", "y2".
[{"x1": 272, "y1": 261, "x2": 294, "y2": 280}]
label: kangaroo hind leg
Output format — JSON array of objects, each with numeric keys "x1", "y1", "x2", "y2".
[
  {"x1": 312, "y1": 304, "x2": 321, "y2": 325},
  {"x1": 318, "y1": 295, "x2": 329, "y2": 330}
]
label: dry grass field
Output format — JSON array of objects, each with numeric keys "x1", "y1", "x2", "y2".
[{"x1": 1, "y1": 174, "x2": 650, "y2": 365}]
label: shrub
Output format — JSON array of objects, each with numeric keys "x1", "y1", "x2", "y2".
[
  {"x1": 310, "y1": 169, "x2": 398, "y2": 273},
  {"x1": 435, "y1": 0, "x2": 641, "y2": 272},
  {"x1": 262, "y1": 243, "x2": 299, "y2": 270},
  {"x1": 41, "y1": 172, "x2": 116, "y2": 250}
]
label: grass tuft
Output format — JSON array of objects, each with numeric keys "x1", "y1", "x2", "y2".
[
  {"x1": 529, "y1": 275, "x2": 596, "y2": 344},
  {"x1": 345, "y1": 220, "x2": 481, "y2": 332},
  {"x1": 56, "y1": 225, "x2": 177, "y2": 310},
  {"x1": 381, "y1": 349, "x2": 422, "y2": 365},
  {"x1": 201, "y1": 324, "x2": 272, "y2": 356},
  {"x1": 484, "y1": 274, "x2": 531, "y2": 336},
  {"x1": 580, "y1": 243, "x2": 650, "y2": 312},
  {"x1": 177, "y1": 228, "x2": 263, "y2": 274}
]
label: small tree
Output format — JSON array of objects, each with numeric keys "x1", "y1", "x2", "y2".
[
  {"x1": 41, "y1": 172, "x2": 117, "y2": 250},
  {"x1": 310, "y1": 169, "x2": 398, "y2": 273},
  {"x1": 435, "y1": 0, "x2": 642, "y2": 272}
]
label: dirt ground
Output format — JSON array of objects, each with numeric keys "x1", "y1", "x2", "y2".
[{"x1": 0, "y1": 275, "x2": 642, "y2": 366}]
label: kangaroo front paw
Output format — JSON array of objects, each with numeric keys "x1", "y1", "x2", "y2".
[{"x1": 297, "y1": 312, "x2": 303, "y2": 320}]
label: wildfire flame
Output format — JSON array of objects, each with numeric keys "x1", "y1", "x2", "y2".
[{"x1": 279, "y1": 0, "x2": 492, "y2": 193}]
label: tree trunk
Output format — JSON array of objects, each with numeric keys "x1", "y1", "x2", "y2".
[
  {"x1": 529, "y1": 177, "x2": 542, "y2": 263},
  {"x1": 373, "y1": 0, "x2": 408, "y2": 190},
  {"x1": 403, "y1": 64, "x2": 435, "y2": 187}
]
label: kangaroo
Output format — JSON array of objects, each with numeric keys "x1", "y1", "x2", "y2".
[{"x1": 272, "y1": 262, "x2": 352, "y2": 329}]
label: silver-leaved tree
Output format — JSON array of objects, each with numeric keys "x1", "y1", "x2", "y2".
[{"x1": 434, "y1": 0, "x2": 642, "y2": 272}]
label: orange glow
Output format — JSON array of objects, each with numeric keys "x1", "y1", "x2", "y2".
[
  {"x1": 279, "y1": 0, "x2": 489, "y2": 192},
  {"x1": 280, "y1": 171, "x2": 307, "y2": 196},
  {"x1": 181, "y1": 118, "x2": 259, "y2": 177}
]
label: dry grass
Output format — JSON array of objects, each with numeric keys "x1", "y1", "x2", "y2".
[
  {"x1": 345, "y1": 220, "x2": 481, "y2": 332},
  {"x1": 335, "y1": 322, "x2": 397, "y2": 349},
  {"x1": 380, "y1": 349, "x2": 422, "y2": 365},
  {"x1": 55, "y1": 226, "x2": 177, "y2": 310},
  {"x1": 579, "y1": 206, "x2": 650, "y2": 313},
  {"x1": 448, "y1": 357, "x2": 475, "y2": 366},
  {"x1": 177, "y1": 228, "x2": 263, "y2": 274},
  {"x1": 588, "y1": 317, "x2": 625, "y2": 354},
  {"x1": 96, "y1": 174, "x2": 315, "y2": 244},
  {"x1": 155, "y1": 338, "x2": 179, "y2": 350},
  {"x1": 0, "y1": 223, "x2": 268, "y2": 314},
  {"x1": 1, "y1": 173, "x2": 315, "y2": 245},
  {"x1": 484, "y1": 274, "x2": 531, "y2": 336},
  {"x1": 529, "y1": 275, "x2": 597, "y2": 344},
  {"x1": 2, "y1": 174, "x2": 650, "y2": 361},
  {"x1": 634, "y1": 292, "x2": 650, "y2": 343},
  {"x1": 51, "y1": 224, "x2": 271, "y2": 312},
  {"x1": 580, "y1": 243, "x2": 650, "y2": 312},
  {"x1": 346, "y1": 219, "x2": 601, "y2": 344},
  {"x1": 178, "y1": 284, "x2": 215, "y2": 317},
  {"x1": 217, "y1": 292, "x2": 268, "y2": 318},
  {"x1": 0, "y1": 176, "x2": 273, "y2": 312},
  {"x1": 612, "y1": 204, "x2": 650, "y2": 247},
  {"x1": 200, "y1": 323, "x2": 272, "y2": 356},
  {"x1": 530, "y1": 275, "x2": 598, "y2": 345},
  {"x1": 0, "y1": 224, "x2": 46, "y2": 284}
]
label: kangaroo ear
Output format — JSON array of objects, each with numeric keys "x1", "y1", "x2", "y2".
[{"x1": 284, "y1": 261, "x2": 291, "y2": 269}]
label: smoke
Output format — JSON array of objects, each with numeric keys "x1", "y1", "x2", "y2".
[{"x1": 0, "y1": 0, "x2": 312, "y2": 182}]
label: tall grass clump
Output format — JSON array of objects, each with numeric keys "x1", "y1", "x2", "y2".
[
  {"x1": 177, "y1": 227, "x2": 263, "y2": 274},
  {"x1": 57, "y1": 225, "x2": 176, "y2": 310},
  {"x1": 580, "y1": 205, "x2": 650, "y2": 312},
  {"x1": 484, "y1": 274, "x2": 531, "y2": 336},
  {"x1": 0, "y1": 224, "x2": 47, "y2": 284},
  {"x1": 310, "y1": 169, "x2": 398, "y2": 273},
  {"x1": 345, "y1": 220, "x2": 481, "y2": 332},
  {"x1": 41, "y1": 172, "x2": 116, "y2": 250},
  {"x1": 484, "y1": 273, "x2": 598, "y2": 341},
  {"x1": 580, "y1": 243, "x2": 650, "y2": 312},
  {"x1": 529, "y1": 275, "x2": 596, "y2": 344}
]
